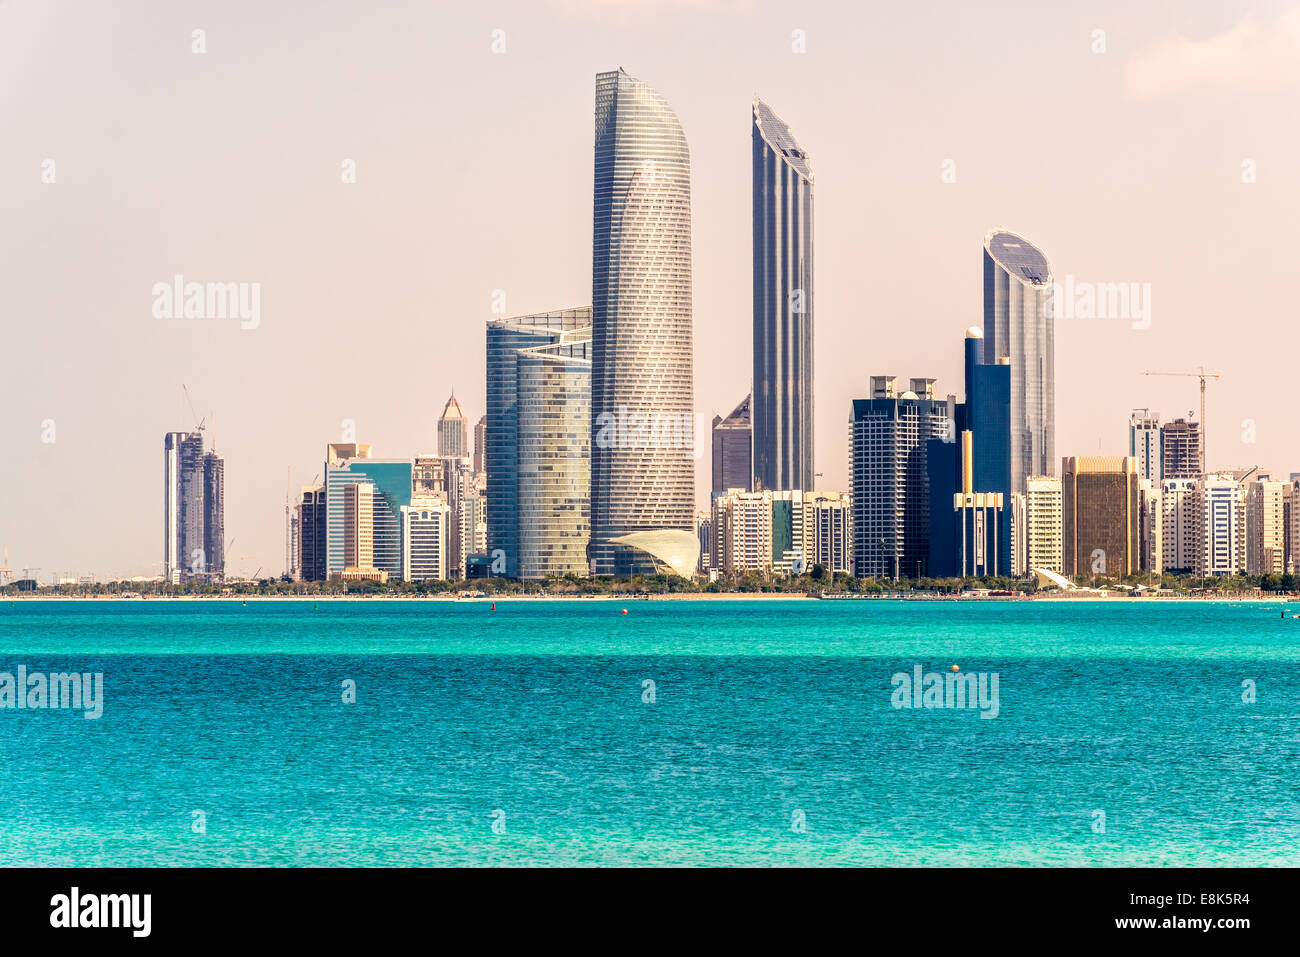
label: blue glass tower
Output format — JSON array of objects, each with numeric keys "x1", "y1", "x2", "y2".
[{"x1": 928, "y1": 327, "x2": 1012, "y2": 577}]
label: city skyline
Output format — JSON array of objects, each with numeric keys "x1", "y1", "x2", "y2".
[{"x1": 4, "y1": 0, "x2": 1299, "y2": 580}]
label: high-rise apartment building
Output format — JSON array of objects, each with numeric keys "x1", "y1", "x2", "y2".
[
  {"x1": 983, "y1": 229, "x2": 1053, "y2": 493},
  {"x1": 1286, "y1": 476, "x2": 1300, "y2": 575},
  {"x1": 752, "y1": 98, "x2": 814, "y2": 493},
  {"x1": 1197, "y1": 475, "x2": 1245, "y2": 577},
  {"x1": 1245, "y1": 478, "x2": 1287, "y2": 575},
  {"x1": 1161, "y1": 418, "x2": 1201, "y2": 480},
  {"x1": 437, "y1": 393, "x2": 468, "y2": 459},
  {"x1": 486, "y1": 307, "x2": 593, "y2": 579},
  {"x1": 1025, "y1": 475, "x2": 1063, "y2": 574},
  {"x1": 590, "y1": 68, "x2": 697, "y2": 576},
  {"x1": 1129, "y1": 409, "x2": 1162, "y2": 482},
  {"x1": 712, "y1": 395, "x2": 753, "y2": 495},
  {"x1": 1061, "y1": 456, "x2": 1139, "y2": 578},
  {"x1": 401, "y1": 500, "x2": 451, "y2": 582},
  {"x1": 850, "y1": 376, "x2": 949, "y2": 579},
  {"x1": 1160, "y1": 478, "x2": 1200, "y2": 573},
  {"x1": 1137, "y1": 478, "x2": 1163, "y2": 574}
]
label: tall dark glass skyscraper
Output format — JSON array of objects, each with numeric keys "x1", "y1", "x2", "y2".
[
  {"x1": 590, "y1": 68, "x2": 696, "y2": 576},
  {"x1": 983, "y1": 229, "x2": 1053, "y2": 493},
  {"x1": 752, "y1": 98, "x2": 814, "y2": 493}
]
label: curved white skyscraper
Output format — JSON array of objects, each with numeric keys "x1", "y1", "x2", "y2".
[
  {"x1": 752, "y1": 98, "x2": 814, "y2": 493},
  {"x1": 983, "y1": 228, "x2": 1053, "y2": 494},
  {"x1": 589, "y1": 68, "x2": 696, "y2": 576}
]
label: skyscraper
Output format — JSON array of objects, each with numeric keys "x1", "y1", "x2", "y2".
[
  {"x1": 1025, "y1": 475, "x2": 1063, "y2": 574},
  {"x1": 298, "y1": 485, "x2": 327, "y2": 581},
  {"x1": 163, "y1": 429, "x2": 222, "y2": 583},
  {"x1": 1160, "y1": 477, "x2": 1200, "y2": 573},
  {"x1": 472, "y1": 415, "x2": 487, "y2": 476},
  {"x1": 927, "y1": 327, "x2": 1012, "y2": 578},
  {"x1": 202, "y1": 450, "x2": 225, "y2": 582},
  {"x1": 1129, "y1": 409, "x2": 1162, "y2": 481},
  {"x1": 711, "y1": 394, "x2": 753, "y2": 494},
  {"x1": 1061, "y1": 456, "x2": 1139, "y2": 578},
  {"x1": 850, "y1": 376, "x2": 949, "y2": 579},
  {"x1": 516, "y1": 329, "x2": 592, "y2": 579},
  {"x1": 437, "y1": 393, "x2": 468, "y2": 459},
  {"x1": 983, "y1": 229, "x2": 1053, "y2": 493},
  {"x1": 1161, "y1": 418, "x2": 1201, "y2": 480},
  {"x1": 1244, "y1": 477, "x2": 1286, "y2": 575},
  {"x1": 590, "y1": 68, "x2": 697, "y2": 577},
  {"x1": 1198, "y1": 475, "x2": 1245, "y2": 577},
  {"x1": 324, "y1": 443, "x2": 411, "y2": 580},
  {"x1": 486, "y1": 307, "x2": 593, "y2": 578},
  {"x1": 752, "y1": 98, "x2": 814, "y2": 493}
]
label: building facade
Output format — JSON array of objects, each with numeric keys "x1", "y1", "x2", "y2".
[
  {"x1": 299, "y1": 485, "x2": 327, "y2": 581},
  {"x1": 1245, "y1": 477, "x2": 1287, "y2": 575},
  {"x1": 850, "y1": 377, "x2": 950, "y2": 579},
  {"x1": 1061, "y1": 456, "x2": 1139, "y2": 578},
  {"x1": 401, "y1": 500, "x2": 451, "y2": 582},
  {"x1": 1160, "y1": 478, "x2": 1201, "y2": 574},
  {"x1": 1025, "y1": 475, "x2": 1063, "y2": 574},
  {"x1": 1198, "y1": 475, "x2": 1245, "y2": 577},
  {"x1": 486, "y1": 307, "x2": 593, "y2": 579},
  {"x1": 515, "y1": 330, "x2": 592, "y2": 579},
  {"x1": 590, "y1": 68, "x2": 696, "y2": 576},
  {"x1": 752, "y1": 98, "x2": 814, "y2": 494},
  {"x1": 324, "y1": 443, "x2": 411, "y2": 580}
]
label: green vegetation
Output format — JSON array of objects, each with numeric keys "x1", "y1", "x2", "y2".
[{"x1": 5, "y1": 569, "x2": 1296, "y2": 598}]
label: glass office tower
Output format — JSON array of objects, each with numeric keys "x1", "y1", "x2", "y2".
[
  {"x1": 590, "y1": 68, "x2": 695, "y2": 576},
  {"x1": 982, "y1": 229, "x2": 1053, "y2": 493},
  {"x1": 486, "y1": 307, "x2": 593, "y2": 578},
  {"x1": 752, "y1": 98, "x2": 814, "y2": 493}
]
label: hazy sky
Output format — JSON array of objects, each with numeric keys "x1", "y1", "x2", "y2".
[{"x1": 2, "y1": 0, "x2": 1297, "y2": 580}]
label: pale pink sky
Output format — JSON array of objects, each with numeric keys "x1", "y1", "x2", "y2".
[{"x1": 2, "y1": 0, "x2": 1297, "y2": 580}]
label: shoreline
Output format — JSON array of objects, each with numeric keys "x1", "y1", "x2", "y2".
[{"x1": 5, "y1": 592, "x2": 1293, "y2": 604}]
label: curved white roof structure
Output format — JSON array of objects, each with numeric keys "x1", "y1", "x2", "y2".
[
  {"x1": 609, "y1": 530, "x2": 699, "y2": 579},
  {"x1": 1031, "y1": 567, "x2": 1075, "y2": 591}
]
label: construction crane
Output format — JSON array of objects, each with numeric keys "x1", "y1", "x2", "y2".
[
  {"x1": 0, "y1": 546, "x2": 12, "y2": 585},
  {"x1": 181, "y1": 384, "x2": 206, "y2": 435},
  {"x1": 1143, "y1": 367, "x2": 1220, "y2": 479}
]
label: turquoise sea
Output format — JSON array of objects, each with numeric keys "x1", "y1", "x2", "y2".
[{"x1": 2, "y1": 598, "x2": 1299, "y2": 866}]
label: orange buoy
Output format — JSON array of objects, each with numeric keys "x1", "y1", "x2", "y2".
[
  {"x1": 951, "y1": 664, "x2": 959, "y2": 671},
  {"x1": 621, "y1": 608, "x2": 628, "y2": 615}
]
